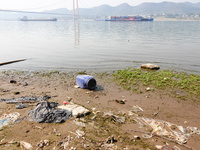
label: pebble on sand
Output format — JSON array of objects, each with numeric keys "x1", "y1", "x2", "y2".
[{"x1": 141, "y1": 63, "x2": 160, "y2": 70}]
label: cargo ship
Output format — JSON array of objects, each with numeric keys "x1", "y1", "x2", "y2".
[
  {"x1": 105, "y1": 16, "x2": 153, "y2": 21},
  {"x1": 19, "y1": 16, "x2": 57, "y2": 21}
]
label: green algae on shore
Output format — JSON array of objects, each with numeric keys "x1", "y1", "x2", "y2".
[{"x1": 113, "y1": 68, "x2": 200, "y2": 101}]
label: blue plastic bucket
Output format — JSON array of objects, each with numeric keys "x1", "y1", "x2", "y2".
[{"x1": 76, "y1": 75, "x2": 96, "y2": 90}]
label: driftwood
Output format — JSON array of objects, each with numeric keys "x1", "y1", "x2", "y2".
[{"x1": 0, "y1": 59, "x2": 26, "y2": 66}]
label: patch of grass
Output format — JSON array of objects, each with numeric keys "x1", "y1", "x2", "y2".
[
  {"x1": 39, "y1": 70, "x2": 60, "y2": 77},
  {"x1": 77, "y1": 71, "x2": 87, "y2": 75},
  {"x1": 113, "y1": 68, "x2": 200, "y2": 100}
]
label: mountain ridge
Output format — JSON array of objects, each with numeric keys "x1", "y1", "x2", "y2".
[{"x1": 46, "y1": 1, "x2": 200, "y2": 15}]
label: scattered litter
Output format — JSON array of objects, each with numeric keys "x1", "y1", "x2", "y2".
[
  {"x1": 67, "y1": 96, "x2": 72, "y2": 101},
  {"x1": 75, "y1": 130, "x2": 85, "y2": 138},
  {"x1": 103, "y1": 111, "x2": 126, "y2": 124},
  {"x1": 134, "y1": 117, "x2": 200, "y2": 144},
  {"x1": 128, "y1": 111, "x2": 138, "y2": 116},
  {"x1": 34, "y1": 126, "x2": 44, "y2": 130},
  {"x1": 152, "y1": 107, "x2": 160, "y2": 116},
  {"x1": 28, "y1": 101, "x2": 72, "y2": 123},
  {"x1": 63, "y1": 101, "x2": 69, "y2": 105},
  {"x1": 0, "y1": 95, "x2": 51, "y2": 104},
  {"x1": 74, "y1": 85, "x2": 80, "y2": 88},
  {"x1": 58, "y1": 103, "x2": 90, "y2": 118},
  {"x1": 106, "y1": 135, "x2": 117, "y2": 144},
  {"x1": 76, "y1": 75, "x2": 96, "y2": 90},
  {"x1": 73, "y1": 120, "x2": 86, "y2": 127},
  {"x1": 156, "y1": 145, "x2": 181, "y2": 150},
  {"x1": 0, "y1": 112, "x2": 20, "y2": 129},
  {"x1": 14, "y1": 116, "x2": 26, "y2": 123},
  {"x1": 0, "y1": 119, "x2": 10, "y2": 130},
  {"x1": 133, "y1": 135, "x2": 141, "y2": 140},
  {"x1": 20, "y1": 141, "x2": 33, "y2": 150},
  {"x1": 132, "y1": 105, "x2": 143, "y2": 113},
  {"x1": 101, "y1": 143, "x2": 116, "y2": 149},
  {"x1": 15, "y1": 103, "x2": 28, "y2": 109},
  {"x1": 37, "y1": 140, "x2": 50, "y2": 149},
  {"x1": 115, "y1": 99, "x2": 126, "y2": 104},
  {"x1": 111, "y1": 115, "x2": 126, "y2": 124}
]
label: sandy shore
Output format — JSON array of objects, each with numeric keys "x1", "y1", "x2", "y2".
[{"x1": 0, "y1": 70, "x2": 199, "y2": 150}]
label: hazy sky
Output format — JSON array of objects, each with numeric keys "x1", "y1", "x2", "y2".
[{"x1": 0, "y1": 0, "x2": 200, "y2": 11}]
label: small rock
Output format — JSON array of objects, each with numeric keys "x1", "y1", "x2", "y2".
[
  {"x1": 14, "y1": 91, "x2": 20, "y2": 95},
  {"x1": 141, "y1": 63, "x2": 160, "y2": 70},
  {"x1": 10, "y1": 80, "x2": 17, "y2": 84},
  {"x1": 23, "y1": 82, "x2": 29, "y2": 86},
  {"x1": 146, "y1": 87, "x2": 151, "y2": 91},
  {"x1": 94, "y1": 95, "x2": 99, "y2": 99},
  {"x1": 115, "y1": 99, "x2": 126, "y2": 104},
  {"x1": 155, "y1": 145, "x2": 163, "y2": 149},
  {"x1": 74, "y1": 85, "x2": 80, "y2": 88},
  {"x1": 133, "y1": 135, "x2": 141, "y2": 140}
]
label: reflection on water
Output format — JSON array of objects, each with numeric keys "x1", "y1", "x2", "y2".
[
  {"x1": 0, "y1": 20, "x2": 200, "y2": 74},
  {"x1": 74, "y1": 21, "x2": 80, "y2": 46}
]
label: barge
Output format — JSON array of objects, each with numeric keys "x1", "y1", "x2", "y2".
[
  {"x1": 20, "y1": 16, "x2": 57, "y2": 21},
  {"x1": 105, "y1": 16, "x2": 153, "y2": 21}
]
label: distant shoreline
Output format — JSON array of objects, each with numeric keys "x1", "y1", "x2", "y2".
[{"x1": 154, "y1": 17, "x2": 200, "y2": 21}]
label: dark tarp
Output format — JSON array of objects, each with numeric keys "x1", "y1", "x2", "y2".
[{"x1": 28, "y1": 101, "x2": 72, "y2": 123}]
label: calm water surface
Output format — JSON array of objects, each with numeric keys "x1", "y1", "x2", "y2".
[{"x1": 0, "y1": 20, "x2": 200, "y2": 74}]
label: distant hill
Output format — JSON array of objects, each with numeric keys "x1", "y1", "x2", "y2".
[
  {"x1": 46, "y1": 1, "x2": 200, "y2": 16},
  {"x1": 1, "y1": 1, "x2": 200, "y2": 20},
  {"x1": 129, "y1": 2, "x2": 200, "y2": 14},
  {"x1": 76, "y1": 2, "x2": 200, "y2": 15}
]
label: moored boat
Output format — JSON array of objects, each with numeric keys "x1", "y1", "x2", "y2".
[{"x1": 19, "y1": 16, "x2": 57, "y2": 21}]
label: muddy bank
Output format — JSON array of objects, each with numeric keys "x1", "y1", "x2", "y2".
[{"x1": 0, "y1": 70, "x2": 199, "y2": 150}]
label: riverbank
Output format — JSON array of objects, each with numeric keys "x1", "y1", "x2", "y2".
[{"x1": 0, "y1": 70, "x2": 199, "y2": 150}]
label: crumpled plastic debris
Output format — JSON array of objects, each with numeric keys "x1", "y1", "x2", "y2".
[
  {"x1": 134, "y1": 117, "x2": 200, "y2": 144},
  {"x1": 20, "y1": 141, "x2": 33, "y2": 150},
  {"x1": 0, "y1": 95, "x2": 51, "y2": 104},
  {"x1": 0, "y1": 112, "x2": 20, "y2": 129},
  {"x1": 28, "y1": 101, "x2": 72, "y2": 123},
  {"x1": 132, "y1": 105, "x2": 144, "y2": 113},
  {"x1": 103, "y1": 111, "x2": 126, "y2": 124},
  {"x1": 58, "y1": 103, "x2": 90, "y2": 118}
]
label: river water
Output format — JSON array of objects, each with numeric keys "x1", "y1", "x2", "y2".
[{"x1": 0, "y1": 20, "x2": 200, "y2": 74}]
